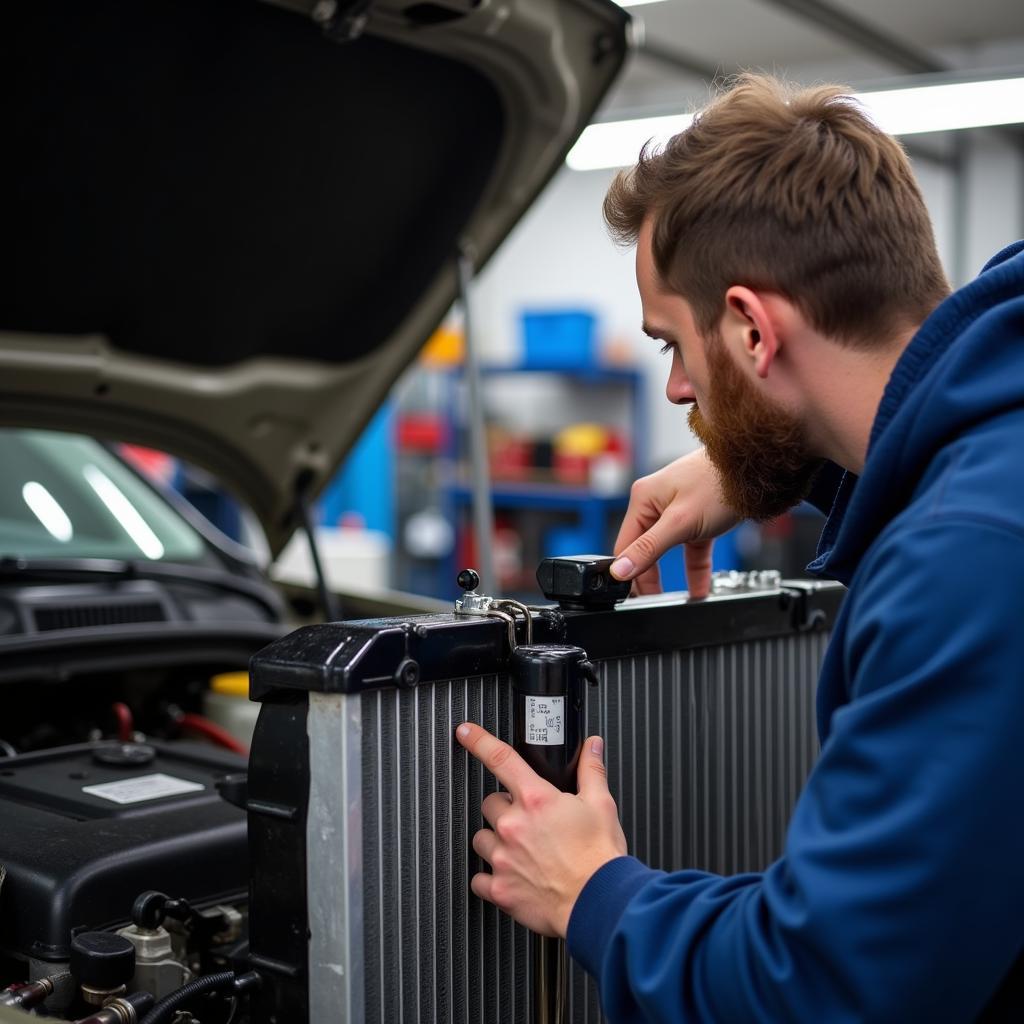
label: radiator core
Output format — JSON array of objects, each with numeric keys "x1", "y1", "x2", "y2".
[{"x1": 309, "y1": 632, "x2": 829, "y2": 1024}]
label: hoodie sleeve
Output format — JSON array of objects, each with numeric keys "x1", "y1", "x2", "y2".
[{"x1": 566, "y1": 517, "x2": 1024, "y2": 1023}]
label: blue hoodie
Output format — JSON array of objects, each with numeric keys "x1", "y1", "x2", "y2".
[{"x1": 567, "y1": 242, "x2": 1024, "y2": 1022}]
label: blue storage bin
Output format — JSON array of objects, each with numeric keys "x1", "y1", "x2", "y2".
[
  {"x1": 520, "y1": 309, "x2": 597, "y2": 369},
  {"x1": 543, "y1": 525, "x2": 593, "y2": 559}
]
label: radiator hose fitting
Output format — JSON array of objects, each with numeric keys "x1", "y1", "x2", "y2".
[{"x1": 137, "y1": 970, "x2": 237, "y2": 1024}]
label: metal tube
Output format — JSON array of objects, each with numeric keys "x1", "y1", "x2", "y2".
[
  {"x1": 457, "y1": 248, "x2": 498, "y2": 596},
  {"x1": 296, "y1": 485, "x2": 341, "y2": 622},
  {"x1": 532, "y1": 935, "x2": 567, "y2": 1024},
  {"x1": 492, "y1": 599, "x2": 534, "y2": 645}
]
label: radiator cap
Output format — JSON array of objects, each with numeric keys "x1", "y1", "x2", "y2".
[{"x1": 536, "y1": 555, "x2": 631, "y2": 610}]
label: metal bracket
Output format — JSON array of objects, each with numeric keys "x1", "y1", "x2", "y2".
[
  {"x1": 454, "y1": 573, "x2": 534, "y2": 651},
  {"x1": 711, "y1": 569, "x2": 782, "y2": 594}
]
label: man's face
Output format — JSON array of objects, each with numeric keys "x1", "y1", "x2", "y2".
[{"x1": 636, "y1": 219, "x2": 822, "y2": 521}]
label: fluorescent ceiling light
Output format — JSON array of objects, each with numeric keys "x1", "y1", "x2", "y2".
[
  {"x1": 568, "y1": 113, "x2": 694, "y2": 172},
  {"x1": 567, "y1": 75, "x2": 1024, "y2": 171},
  {"x1": 82, "y1": 464, "x2": 165, "y2": 560},
  {"x1": 22, "y1": 482, "x2": 73, "y2": 542},
  {"x1": 863, "y1": 77, "x2": 1024, "y2": 136},
  {"x1": 616, "y1": 0, "x2": 669, "y2": 6}
]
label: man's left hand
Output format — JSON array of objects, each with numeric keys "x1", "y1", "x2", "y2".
[{"x1": 456, "y1": 723, "x2": 628, "y2": 938}]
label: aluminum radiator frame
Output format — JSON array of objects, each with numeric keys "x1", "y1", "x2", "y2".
[{"x1": 246, "y1": 580, "x2": 844, "y2": 1024}]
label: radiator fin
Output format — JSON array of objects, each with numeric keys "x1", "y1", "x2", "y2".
[{"x1": 360, "y1": 632, "x2": 829, "y2": 1023}]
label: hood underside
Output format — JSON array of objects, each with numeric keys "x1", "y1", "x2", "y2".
[{"x1": 0, "y1": 0, "x2": 629, "y2": 555}]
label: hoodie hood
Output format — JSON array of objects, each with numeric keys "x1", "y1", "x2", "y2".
[{"x1": 810, "y1": 240, "x2": 1024, "y2": 584}]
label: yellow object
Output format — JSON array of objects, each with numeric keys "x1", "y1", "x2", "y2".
[
  {"x1": 555, "y1": 423, "x2": 610, "y2": 457},
  {"x1": 421, "y1": 326, "x2": 464, "y2": 366},
  {"x1": 210, "y1": 671, "x2": 249, "y2": 698}
]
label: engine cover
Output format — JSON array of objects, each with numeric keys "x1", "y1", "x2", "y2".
[{"x1": 0, "y1": 741, "x2": 247, "y2": 963}]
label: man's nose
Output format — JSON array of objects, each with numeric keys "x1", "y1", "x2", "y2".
[{"x1": 666, "y1": 352, "x2": 696, "y2": 405}]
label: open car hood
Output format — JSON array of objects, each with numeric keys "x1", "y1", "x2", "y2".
[{"x1": 0, "y1": 0, "x2": 629, "y2": 556}]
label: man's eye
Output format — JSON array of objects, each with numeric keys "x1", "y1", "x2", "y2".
[{"x1": 659, "y1": 342, "x2": 675, "y2": 356}]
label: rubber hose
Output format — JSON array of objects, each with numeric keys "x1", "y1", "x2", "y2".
[{"x1": 138, "y1": 971, "x2": 235, "y2": 1024}]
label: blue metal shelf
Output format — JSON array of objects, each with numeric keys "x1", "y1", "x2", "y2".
[{"x1": 448, "y1": 483, "x2": 630, "y2": 509}]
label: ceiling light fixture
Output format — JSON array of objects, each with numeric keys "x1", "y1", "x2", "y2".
[{"x1": 567, "y1": 75, "x2": 1024, "y2": 171}]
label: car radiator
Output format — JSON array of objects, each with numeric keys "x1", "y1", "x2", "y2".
[{"x1": 246, "y1": 574, "x2": 843, "y2": 1024}]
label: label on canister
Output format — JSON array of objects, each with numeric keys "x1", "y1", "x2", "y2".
[{"x1": 525, "y1": 696, "x2": 565, "y2": 746}]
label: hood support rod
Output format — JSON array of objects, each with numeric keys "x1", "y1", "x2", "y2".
[
  {"x1": 296, "y1": 480, "x2": 342, "y2": 623},
  {"x1": 457, "y1": 246, "x2": 498, "y2": 597}
]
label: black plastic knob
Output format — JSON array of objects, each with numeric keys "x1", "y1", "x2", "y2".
[
  {"x1": 69, "y1": 931, "x2": 136, "y2": 990},
  {"x1": 457, "y1": 568, "x2": 480, "y2": 592}
]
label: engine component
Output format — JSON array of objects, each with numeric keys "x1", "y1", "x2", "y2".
[
  {"x1": 72, "y1": 991, "x2": 154, "y2": 1024},
  {"x1": 0, "y1": 971, "x2": 68, "y2": 1009},
  {"x1": 70, "y1": 931, "x2": 135, "y2": 1005},
  {"x1": 136, "y1": 969, "x2": 254, "y2": 1024},
  {"x1": 0, "y1": 741, "x2": 247, "y2": 967},
  {"x1": 115, "y1": 923, "x2": 189, "y2": 1002}
]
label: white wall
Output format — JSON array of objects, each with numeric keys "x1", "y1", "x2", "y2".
[{"x1": 962, "y1": 132, "x2": 1024, "y2": 280}]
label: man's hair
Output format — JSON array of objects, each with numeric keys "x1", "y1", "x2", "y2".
[{"x1": 604, "y1": 73, "x2": 950, "y2": 346}]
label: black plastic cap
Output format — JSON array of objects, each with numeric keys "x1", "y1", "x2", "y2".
[
  {"x1": 509, "y1": 644, "x2": 589, "y2": 696},
  {"x1": 536, "y1": 555, "x2": 631, "y2": 610},
  {"x1": 69, "y1": 931, "x2": 136, "y2": 989},
  {"x1": 92, "y1": 742, "x2": 156, "y2": 767}
]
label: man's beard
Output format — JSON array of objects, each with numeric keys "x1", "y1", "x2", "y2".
[{"x1": 688, "y1": 337, "x2": 823, "y2": 522}]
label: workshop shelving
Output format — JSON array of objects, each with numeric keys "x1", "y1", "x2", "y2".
[{"x1": 413, "y1": 363, "x2": 645, "y2": 600}]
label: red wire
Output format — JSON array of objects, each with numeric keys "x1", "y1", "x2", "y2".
[
  {"x1": 177, "y1": 712, "x2": 249, "y2": 756},
  {"x1": 111, "y1": 702, "x2": 134, "y2": 743}
]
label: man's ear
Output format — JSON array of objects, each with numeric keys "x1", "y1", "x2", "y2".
[{"x1": 724, "y1": 286, "x2": 777, "y2": 379}]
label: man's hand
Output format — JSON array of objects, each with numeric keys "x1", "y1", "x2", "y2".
[
  {"x1": 611, "y1": 448, "x2": 740, "y2": 598},
  {"x1": 456, "y1": 723, "x2": 627, "y2": 938}
]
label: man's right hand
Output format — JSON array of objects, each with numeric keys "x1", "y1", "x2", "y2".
[{"x1": 610, "y1": 449, "x2": 741, "y2": 598}]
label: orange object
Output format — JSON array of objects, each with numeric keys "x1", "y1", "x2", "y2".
[{"x1": 421, "y1": 326, "x2": 464, "y2": 366}]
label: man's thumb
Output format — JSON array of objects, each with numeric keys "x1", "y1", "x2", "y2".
[{"x1": 577, "y1": 735, "x2": 610, "y2": 798}]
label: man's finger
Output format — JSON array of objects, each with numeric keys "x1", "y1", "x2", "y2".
[
  {"x1": 481, "y1": 791, "x2": 512, "y2": 827},
  {"x1": 472, "y1": 827, "x2": 498, "y2": 864},
  {"x1": 470, "y1": 871, "x2": 495, "y2": 905},
  {"x1": 611, "y1": 517, "x2": 684, "y2": 586},
  {"x1": 456, "y1": 722, "x2": 544, "y2": 800},
  {"x1": 577, "y1": 735, "x2": 612, "y2": 800},
  {"x1": 631, "y1": 562, "x2": 663, "y2": 596},
  {"x1": 684, "y1": 538, "x2": 715, "y2": 600}
]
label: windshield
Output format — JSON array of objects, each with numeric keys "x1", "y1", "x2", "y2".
[{"x1": 0, "y1": 429, "x2": 207, "y2": 563}]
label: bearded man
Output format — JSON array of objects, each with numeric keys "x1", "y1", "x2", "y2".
[{"x1": 457, "y1": 73, "x2": 1024, "y2": 1021}]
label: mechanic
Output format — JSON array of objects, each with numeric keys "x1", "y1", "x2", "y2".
[{"x1": 456, "y1": 73, "x2": 1024, "y2": 1021}]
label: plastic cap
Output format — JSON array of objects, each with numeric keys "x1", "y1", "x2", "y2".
[
  {"x1": 210, "y1": 672, "x2": 250, "y2": 698},
  {"x1": 70, "y1": 932, "x2": 136, "y2": 989}
]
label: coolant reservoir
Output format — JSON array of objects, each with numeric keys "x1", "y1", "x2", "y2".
[{"x1": 202, "y1": 672, "x2": 259, "y2": 748}]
